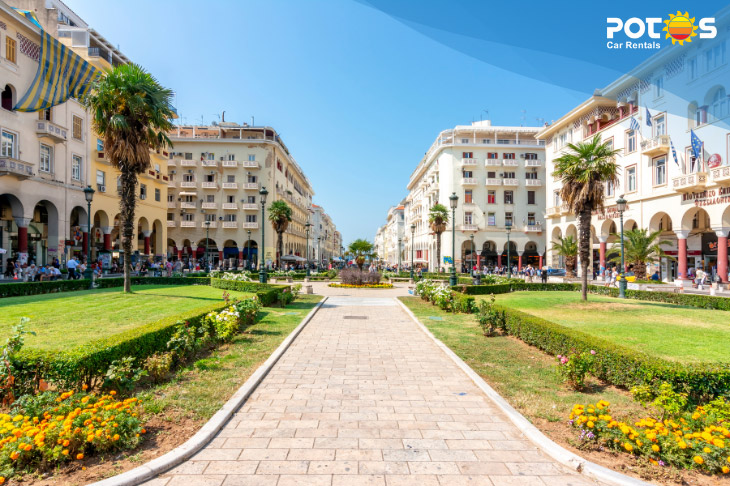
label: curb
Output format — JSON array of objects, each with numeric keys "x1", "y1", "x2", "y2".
[
  {"x1": 90, "y1": 296, "x2": 328, "y2": 486},
  {"x1": 395, "y1": 298, "x2": 652, "y2": 486}
]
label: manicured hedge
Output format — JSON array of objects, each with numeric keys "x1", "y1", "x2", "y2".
[
  {"x1": 0, "y1": 276, "x2": 210, "y2": 298},
  {"x1": 492, "y1": 304, "x2": 730, "y2": 402},
  {"x1": 210, "y1": 278, "x2": 290, "y2": 306}
]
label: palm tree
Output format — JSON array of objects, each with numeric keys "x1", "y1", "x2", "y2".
[
  {"x1": 607, "y1": 228, "x2": 673, "y2": 279},
  {"x1": 551, "y1": 235, "x2": 578, "y2": 278},
  {"x1": 267, "y1": 200, "x2": 292, "y2": 270},
  {"x1": 553, "y1": 135, "x2": 621, "y2": 300},
  {"x1": 84, "y1": 64, "x2": 175, "y2": 293},
  {"x1": 348, "y1": 239, "x2": 373, "y2": 271},
  {"x1": 428, "y1": 204, "x2": 449, "y2": 272}
]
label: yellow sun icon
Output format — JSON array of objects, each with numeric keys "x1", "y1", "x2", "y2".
[{"x1": 663, "y1": 11, "x2": 698, "y2": 45}]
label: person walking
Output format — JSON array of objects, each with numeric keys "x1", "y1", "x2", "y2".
[
  {"x1": 696, "y1": 267, "x2": 706, "y2": 290},
  {"x1": 67, "y1": 257, "x2": 78, "y2": 280}
]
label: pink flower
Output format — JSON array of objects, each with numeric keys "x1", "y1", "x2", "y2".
[
  {"x1": 590, "y1": 350, "x2": 596, "y2": 355},
  {"x1": 560, "y1": 357, "x2": 569, "y2": 364},
  {"x1": 557, "y1": 355, "x2": 562, "y2": 359}
]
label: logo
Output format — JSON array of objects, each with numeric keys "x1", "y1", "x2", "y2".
[
  {"x1": 606, "y1": 11, "x2": 716, "y2": 50},
  {"x1": 663, "y1": 11, "x2": 697, "y2": 45}
]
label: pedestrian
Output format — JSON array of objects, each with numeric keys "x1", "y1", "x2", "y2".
[
  {"x1": 611, "y1": 267, "x2": 618, "y2": 288},
  {"x1": 696, "y1": 267, "x2": 706, "y2": 290},
  {"x1": 67, "y1": 257, "x2": 78, "y2": 279},
  {"x1": 541, "y1": 267, "x2": 548, "y2": 284}
]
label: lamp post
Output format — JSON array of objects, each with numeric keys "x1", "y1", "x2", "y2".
[
  {"x1": 397, "y1": 237, "x2": 402, "y2": 273},
  {"x1": 506, "y1": 223, "x2": 512, "y2": 279},
  {"x1": 259, "y1": 187, "x2": 268, "y2": 283},
  {"x1": 246, "y1": 229, "x2": 251, "y2": 271},
  {"x1": 410, "y1": 224, "x2": 415, "y2": 280},
  {"x1": 305, "y1": 220, "x2": 311, "y2": 277},
  {"x1": 449, "y1": 192, "x2": 458, "y2": 286},
  {"x1": 204, "y1": 218, "x2": 211, "y2": 272},
  {"x1": 83, "y1": 185, "x2": 94, "y2": 288},
  {"x1": 317, "y1": 236, "x2": 321, "y2": 273},
  {"x1": 616, "y1": 194, "x2": 628, "y2": 299}
]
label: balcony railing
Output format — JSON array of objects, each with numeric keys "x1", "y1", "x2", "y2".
[
  {"x1": 242, "y1": 161, "x2": 259, "y2": 168},
  {"x1": 485, "y1": 159, "x2": 501, "y2": 167},
  {"x1": 35, "y1": 121, "x2": 67, "y2": 143},
  {"x1": 243, "y1": 182, "x2": 259, "y2": 190},
  {"x1": 640, "y1": 134, "x2": 671, "y2": 156},
  {"x1": 525, "y1": 159, "x2": 542, "y2": 167},
  {"x1": 222, "y1": 182, "x2": 238, "y2": 189},
  {"x1": 0, "y1": 157, "x2": 34, "y2": 179},
  {"x1": 503, "y1": 179, "x2": 519, "y2": 186},
  {"x1": 243, "y1": 222, "x2": 259, "y2": 229},
  {"x1": 241, "y1": 203, "x2": 258, "y2": 210},
  {"x1": 180, "y1": 160, "x2": 196, "y2": 167},
  {"x1": 525, "y1": 179, "x2": 542, "y2": 186},
  {"x1": 180, "y1": 202, "x2": 196, "y2": 209},
  {"x1": 461, "y1": 224, "x2": 479, "y2": 232},
  {"x1": 167, "y1": 221, "x2": 176, "y2": 227},
  {"x1": 201, "y1": 160, "x2": 217, "y2": 167},
  {"x1": 88, "y1": 46, "x2": 112, "y2": 64},
  {"x1": 201, "y1": 221, "x2": 217, "y2": 228},
  {"x1": 502, "y1": 159, "x2": 518, "y2": 167},
  {"x1": 524, "y1": 224, "x2": 542, "y2": 233},
  {"x1": 222, "y1": 203, "x2": 238, "y2": 210},
  {"x1": 180, "y1": 221, "x2": 196, "y2": 228},
  {"x1": 222, "y1": 221, "x2": 238, "y2": 229},
  {"x1": 672, "y1": 172, "x2": 708, "y2": 192},
  {"x1": 167, "y1": 201, "x2": 176, "y2": 208},
  {"x1": 179, "y1": 181, "x2": 196, "y2": 188},
  {"x1": 710, "y1": 166, "x2": 730, "y2": 185},
  {"x1": 486, "y1": 178, "x2": 502, "y2": 186},
  {"x1": 201, "y1": 202, "x2": 217, "y2": 209},
  {"x1": 461, "y1": 177, "x2": 478, "y2": 185},
  {"x1": 461, "y1": 158, "x2": 477, "y2": 167},
  {"x1": 201, "y1": 182, "x2": 218, "y2": 189},
  {"x1": 222, "y1": 160, "x2": 237, "y2": 168}
]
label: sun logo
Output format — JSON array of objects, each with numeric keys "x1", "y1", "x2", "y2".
[{"x1": 663, "y1": 11, "x2": 698, "y2": 45}]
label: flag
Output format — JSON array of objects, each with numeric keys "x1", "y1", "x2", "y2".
[
  {"x1": 670, "y1": 138, "x2": 679, "y2": 166},
  {"x1": 690, "y1": 130, "x2": 703, "y2": 160},
  {"x1": 630, "y1": 117, "x2": 640, "y2": 132},
  {"x1": 645, "y1": 107, "x2": 652, "y2": 126}
]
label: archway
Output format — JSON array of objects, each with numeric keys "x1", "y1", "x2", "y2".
[
  {"x1": 69, "y1": 206, "x2": 88, "y2": 261},
  {"x1": 501, "y1": 240, "x2": 518, "y2": 269},
  {"x1": 480, "y1": 240, "x2": 498, "y2": 267},
  {"x1": 30, "y1": 200, "x2": 60, "y2": 266},
  {"x1": 243, "y1": 240, "x2": 258, "y2": 270},
  {"x1": 0, "y1": 194, "x2": 25, "y2": 272},
  {"x1": 197, "y1": 238, "x2": 218, "y2": 266},
  {"x1": 461, "y1": 240, "x2": 477, "y2": 272},
  {"x1": 151, "y1": 219, "x2": 163, "y2": 258},
  {"x1": 137, "y1": 217, "x2": 150, "y2": 256},
  {"x1": 523, "y1": 241, "x2": 541, "y2": 268},
  {"x1": 223, "y1": 239, "x2": 239, "y2": 269},
  {"x1": 550, "y1": 226, "x2": 563, "y2": 268},
  {"x1": 1, "y1": 84, "x2": 15, "y2": 111}
]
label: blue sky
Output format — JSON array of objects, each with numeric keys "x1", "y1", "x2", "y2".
[{"x1": 63, "y1": 0, "x2": 728, "y2": 244}]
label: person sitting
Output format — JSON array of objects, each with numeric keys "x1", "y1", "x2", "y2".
[{"x1": 650, "y1": 271, "x2": 660, "y2": 281}]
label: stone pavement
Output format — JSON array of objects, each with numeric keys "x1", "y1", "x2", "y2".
[{"x1": 145, "y1": 290, "x2": 602, "y2": 486}]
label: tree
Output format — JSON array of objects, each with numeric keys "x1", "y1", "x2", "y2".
[
  {"x1": 607, "y1": 228, "x2": 673, "y2": 279},
  {"x1": 553, "y1": 135, "x2": 621, "y2": 300},
  {"x1": 348, "y1": 239, "x2": 373, "y2": 271},
  {"x1": 551, "y1": 235, "x2": 578, "y2": 278},
  {"x1": 84, "y1": 64, "x2": 175, "y2": 293},
  {"x1": 429, "y1": 204, "x2": 449, "y2": 272},
  {"x1": 267, "y1": 200, "x2": 292, "y2": 270}
]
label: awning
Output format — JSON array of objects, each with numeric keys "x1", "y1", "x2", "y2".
[
  {"x1": 178, "y1": 192, "x2": 197, "y2": 196},
  {"x1": 282, "y1": 254, "x2": 306, "y2": 262}
]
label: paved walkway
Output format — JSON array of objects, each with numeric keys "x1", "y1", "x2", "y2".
[{"x1": 146, "y1": 291, "x2": 601, "y2": 486}]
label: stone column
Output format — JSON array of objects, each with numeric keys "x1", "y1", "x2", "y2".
[
  {"x1": 497, "y1": 254, "x2": 502, "y2": 267},
  {"x1": 218, "y1": 250, "x2": 224, "y2": 263},
  {"x1": 715, "y1": 228, "x2": 730, "y2": 283},
  {"x1": 14, "y1": 217, "x2": 30, "y2": 257},
  {"x1": 102, "y1": 226, "x2": 113, "y2": 251},
  {"x1": 598, "y1": 236, "x2": 607, "y2": 274},
  {"x1": 141, "y1": 230, "x2": 152, "y2": 255},
  {"x1": 177, "y1": 248, "x2": 183, "y2": 261},
  {"x1": 517, "y1": 251, "x2": 523, "y2": 271},
  {"x1": 538, "y1": 255, "x2": 543, "y2": 269},
  {"x1": 675, "y1": 230, "x2": 690, "y2": 281}
]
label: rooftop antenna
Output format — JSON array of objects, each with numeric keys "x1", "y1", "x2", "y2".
[
  {"x1": 536, "y1": 117, "x2": 545, "y2": 126},
  {"x1": 222, "y1": 111, "x2": 225, "y2": 122},
  {"x1": 251, "y1": 116, "x2": 255, "y2": 127},
  {"x1": 200, "y1": 115, "x2": 204, "y2": 125}
]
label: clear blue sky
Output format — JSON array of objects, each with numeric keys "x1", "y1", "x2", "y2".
[{"x1": 62, "y1": 0, "x2": 728, "y2": 244}]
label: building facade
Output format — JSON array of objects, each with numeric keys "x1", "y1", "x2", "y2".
[
  {"x1": 539, "y1": 13, "x2": 730, "y2": 283},
  {"x1": 309, "y1": 204, "x2": 339, "y2": 268},
  {"x1": 405, "y1": 121, "x2": 546, "y2": 272},
  {"x1": 373, "y1": 203, "x2": 405, "y2": 267}
]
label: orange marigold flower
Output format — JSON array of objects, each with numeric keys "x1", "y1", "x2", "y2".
[
  {"x1": 76, "y1": 453, "x2": 84, "y2": 460},
  {"x1": 694, "y1": 456, "x2": 704, "y2": 465}
]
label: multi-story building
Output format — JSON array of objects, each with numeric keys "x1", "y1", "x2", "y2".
[
  {"x1": 166, "y1": 122, "x2": 314, "y2": 269},
  {"x1": 373, "y1": 203, "x2": 405, "y2": 267},
  {"x1": 405, "y1": 121, "x2": 546, "y2": 272},
  {"x1": 310, "y1": 204, "x2": 340, "y2": 268},
  {"x1": 539, "y1": 12, "x2": 730, "y2": 283}
]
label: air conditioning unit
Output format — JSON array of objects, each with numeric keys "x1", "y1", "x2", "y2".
[
  {"x1": 188, "y1": 169, "x2": 193, "y2": 173},
  {"x1": 520, "y1": 154, "x2": 526, "y2": 158},
  {"x1": 99, "y1": 185, "x2": 106, "y2": 193},
  {"x1": 140, "y1": 194, "x2": 146, "y2": 200},
  {"x1": 170, "y1": 170, "x2": 176, "y2": 174}
]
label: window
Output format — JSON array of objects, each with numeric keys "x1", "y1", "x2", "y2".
[
  {"x1": 503, "y1": 171, "x2": 515, "y2": 179},
  {"x1": 504, "y1": 191, "x2": 514, "y2": 204},
  {"x1": 182, "y1": 195, "x2": 194, "y2": 203},
  {"x1": 464, "y1": 212, "x2": 473, "y2": 225},
  {"x1": 140, "y1": 184, "x2": 147, "y2": 199},
  {"x1": 654, "y1": 114, "x2": 666, "y2": 137},
  {"x1": 626, "y1": 130, "x2": 636, "y2": 153},
  {"x1": 487, "y1": 152, "x2": 498, "y2": 159},
  {"x1": 38, "y1": 109, "x2": 51, "y2": 121},
  {"x1": 487, "y1": 190, "x2": 496, "y2": 204},
  {"x1": 527, "y1": 190, "x2": 536, "y2": 205},
  {"x1": 626, "y1": 166, "x2": 636, "y2": 192},
  {"x1": 247, "y1": 195, "x2": 256, "y2": 203},
  {"x1": 462, "y1": 170, "x2": 473, "y2": 178},
  {"x1": 97, "y1": 138, "x2": 104, "y2": 151},
  {"x1": 524, "y1": 153, "x2": 538, "y2": 160},
  {"x1": 1, "y1": 85, "x2": 13, "y2": 111},
  {"x1": 487, "y1": 171, "x2": 496, "y2": 178},
  {"x1": 606, "y1": 180, "x2": 614, "y2": 197},
  {"x1": 224, "y1": 214, "x2": 237, "y2": 222},
  {"x1": 39, "y1": 144, "x2": 52, "y2": 172},
  {"x1": 248, "y1": 154, "x2": 255, "y2": 161},
  {"x1": 464, "y1": 190, "x2": 473, "y2": 203},
  {"x1": 654, "y1": 76, "x2": 664, "y2": 98},
  {"x1": 167, "y1": 194, "x2": 174, "y2": 202},
  {"x1": 206, "y1": 194, "x2": 215, "y2": 202},
  {"x1": 96, "y1": 170, "x2": 106, "y2": 191},
  {"x1": 503, "y1": 153, "x2": 515, "y2": 159},
  {"x1": 71, "y1": 155, "x2": 82, "y2": 181},
  {"x1": 705, "y1": 41, "x2": 727, "y2": 72},
  {"x1": 226, "y1": 153, "x2": 235, "y2": 161},
  {"x1": 462, "y1": 152, "x2": 473, "y2": 159},
  {"x1": 5, "y1": 37, "x2": 16, "y2": 64},
  {"x1": 553, "y1": 190, "x2": 560, "y2": 206},
  {"x1": 505, "y1": 212, "x2": 513, "y2": 226},
  {"x1": 497, "y1": 139, "x2": 509, "y2": 144},
  {"x1": 461, "y1": 138, "x2": 469, "y2": 143},
  {"x1": 72, "y1": 116, "x2": 83, "y2": 140},
  {"x1": 183, "y1": 213, "x2": 194, "y2": 222},
  {"x1": 247, "y1": 175, "x2": 257, "y2": 183},
  {"x1": 527, "y1": 212, "x2": 536, "y2": 225},
  {"x1": 204, "y1": 213, "x2": 216, "y2": 222},
  {"x1": 226, "y1": 195, "x2": 235, "y2": 203},
  {"x1": 1, "y1": 130, "x2": 16, "y2": 157},
  {"x1": 204, "y1": 173, "x2": 215, "y2": 182},
  {"x1": 246, "y1": 214, "x2": 257, "y2": 223},
  {"x1": 226, "y1": 174, "x2": 235, "y2": 182},
  {"x1": 654, "y1": 157, "x2": 666, "y2": 185},
  {"x1": 487, "y1": 213, "x2": 496, "y2": 226},
  {"x1": 154, "y1": 188, "x2": 160, "y2": 202},
  {"x1": 688, "y1": 56, "x2": 698, "y2": 80},
  {"x1": 686, "y1": 146, "x2": 702, "y2": 173},
  {"x1": 167, "y1": 213, "x2": 174, "y2": 221},
  {"x1": 183, "y1": 173, "x2": 194, "y2": 182},
  {"x1": 711, "y1": 87, "x2": 728, "y2": 121},
  {"x1": 525, "y1": 172, "x2": 537, "y2": 180}
]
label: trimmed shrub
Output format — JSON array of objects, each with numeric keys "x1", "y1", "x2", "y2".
[
  {"x1": 340, "y1": 268, "x2": 381, "y2": 285},
  {"x1": 210, "y1": 278, "x2": 290, "y2": 306},
  {"x1": 0, "y1": 276, "x2": 210, "y2": 299}
]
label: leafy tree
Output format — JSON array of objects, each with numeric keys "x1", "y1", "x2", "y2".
[
  {"x1": 551, "y1": 236, "x2": 578, "y2": 278},
  {"x1": 553, "y1": 135, "x2": 620, "y2": 300},
  {"x1": 429, "y1": 204, "x2": 449, "y2": 272},
  {"x1": 267, "y1": 200, "x2": 292, "y2": 270},
  {"x1": 348, "y1": 239, "x2": 373, "y2": 271},
  {"x1": 607, "y1": 228, "x2": 673, "y2": 279},
  {"x1": 84, "y1": 64, "x2": 175, "y2": 293}
]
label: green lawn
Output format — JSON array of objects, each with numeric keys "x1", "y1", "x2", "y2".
[
  {"x1": 489, "y1": 291, "x2": 730, "y2": 363},
  {"x1": 0, "y1": 285, "x2": 254, "y2": 351}
]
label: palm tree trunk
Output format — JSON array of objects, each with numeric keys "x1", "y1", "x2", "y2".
[
  {"x1": 436, "y1": 232, "x2": 442, "y2": 272},
  {"x1": 634, "y1": 261, "x2": 647, "y2": 279},
  {"x1": 578, "y1": 209, "x2": 592, "y2": 301},
  {"x1": 276, "y1": 231, "x2": 283, "y2": 270},
  {"x1": 119, "y1": 167, "x2": 137, "y2": 293}
]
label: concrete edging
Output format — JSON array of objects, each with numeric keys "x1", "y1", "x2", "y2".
[
  {"x1": 90, "y1": 296, "x2": 328, "y2": 486},
  {"x1": 395, "y1": 297, "x2": 652, "y2": 486}
]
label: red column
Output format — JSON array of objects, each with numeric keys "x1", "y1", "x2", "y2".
[
  {"x1": 17, "y1": 226, "x2": 28, "y2": 253},
  {"x1": 177, "y1": 249, "x2": 183, "y2": 261},
  {"x1": 677, "y1": 237, "x2": 688, "y2": 280},
  {"x1": 143, "y1": 236, "x2": 151, "y2": 255},
  {"x1": 476, "y1": 254, "x2": 481, "y2": 268},
  {"x1": 518, "y1": 254, "x2": 523, "y2": 271},
  {"x1": 218, "y1": 250, "x2": 224, "y2": 262},
  {"x1": 103, "y1": 233, "x2": 112, "y2": 251},
  {"x1": 82, "y1": 232, "x2": 89, "y2": 254},
  {"x1": 238, "y1": 249, "x2": 244, "y2": 265},
  {"x1": 717, "y1": 235, "x2": 728, "y2": 283},
  {"x1": 497, "y1": 254, "x2": 502, "y2": 267},
  {"x1": 599, "y1": 241, "x2": 607, "y2": 270},
  {"x1": 539, "y1": 255, "x2": 543, "y2": 269}
]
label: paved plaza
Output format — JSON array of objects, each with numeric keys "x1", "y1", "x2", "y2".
[{"x1": 145, "y1": 286, "x2": 601, "y2": 486}]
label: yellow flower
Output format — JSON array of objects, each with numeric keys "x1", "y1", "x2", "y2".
[
  {"x1": 693, "y1": 456, "x2": 703, "y2": 465},
  {"x1": 651, "y1": 444, "x2": 660, "y2": 452},
  {"x1": 624, "y1": 443, "x2": 633, "y2": 452},
  {"x1": 722, "y1": 466, "x2": 729, "y2": 474}
]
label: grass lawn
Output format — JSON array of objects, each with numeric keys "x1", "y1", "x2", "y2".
[
  {"x1": 487, "y1": 291, "x2": 730, "y2": 363},
  {"x1": 0, "y1": 285, "x2": 254, "y2": 352}
]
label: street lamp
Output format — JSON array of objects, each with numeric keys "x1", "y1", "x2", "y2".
[
  {"x1": 317, "y1": 236, "x2": 321, "y2": 273},
  {"x1": 506, "y1": 223, "x2": 512, "y2": 279},
  {"x1": 203, "y1": 213, "x2": 211, "y2": 272},
  {"x1": 83, "y1": 185, "x2": 94, "y2": 288},
  {"x1": 398, "y1": 237, "x2": 402, "y2": 273},
  {"x1": 449, "y1": 192, "x2": 458, "y2": 286},
  {"x1": 246, "y1": 229, "x2": 251, "y2": 271},
  {"x1": 259, "y1": 187, "x2": 268, "y2": 283},
  {"x1": 616, "y1": 194, "x2": 628, "y2": 299},
  {"x1": 410, "y1": 223, "x2": 415, "y2": 280},
  {"x1": 305, "y1": 220, "x2": 311, "y2": 277}
]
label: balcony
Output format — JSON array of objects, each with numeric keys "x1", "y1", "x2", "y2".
[
  {"x1": 243, "y1": 222, "x2": 259, "y2": 229},
  {"x1": 503, "y1": 178, "x2": 519, "y2": 186},
  {"x1": 0, "y1": 158, "x2": 34, "y2": 179},
  {"x1": 461, "y1": 177, "x2": 478, "y2": 186},
  {"x1": 222, "y1": 203, "x2": 238, "y2": 210},
  {"x1": 461, "y1": 224, "x2": 479, "y2": 232},
  {"x1": 36, "y1": 121, "x2": 67, "y2": 143},
  {"x1": 243, "y1": 182, "x2": 259, "y2": 190},
  {"x1": 461, "y1": 158, "x2": 477, "y2": 167},
  {"x1": 672, "y1": 172, "x2": 708, "y2": 192},
  {"x1": 180, "y1": 202, "x2": 195, "y2": 209},
  {"x1": 222, "y1": 182, "x2": 238, "y2": 190},
  {"x1": 525, "y1": 159, "x2": 542, "y2": 167},
  {"x1": 167, "y1": 221, "x2": 176, "y2": 227},
  {"x1": 167, "y1": 201, "x2": 176, "y2": 208},
  {"x1": 222, "y1": 221, "x2": 238, "y2": 229},
  {"x1": 546, "y1": 206, "x2": 562, "y2": 218},
  {"x1": 242, "y1": 203, "x2": 258, "y2": 210},
  {"x1": 167, "y1": 182, "x2": 176, "y2": 189},
  {"x1": 710, "y1": 166, "x2": 730, "y2": 185},
  {"x1": 180, "y1": 221, "x2": 196, "y2": 228},
  {"x1": 179, "y1": 181, "x2": 196, "y2": 188},
  {"x1": 202, "y1": 160, "x2": 217, "y2": 167},
  {"x1": 88, "y1": 46, "x2": 112, "y2": 64},
  {"x1": 525, "y1": 179, "x2": 542, "y2": 187},
  {"x1": 201, "y1": 182, "x2": 218, "y2": 189},
  {"x1": 201, "y1": 202, "x2": 217, "y2": 209},
  {"x1": 167, "y1": 159, "x2": 176, "y2": 166},
  {"x1": 524, "y1": 224, "x2": 542, "y2": 233},
  {"x1": 485, "y1": 159, "x2": 501, "y2": 167},
  {"x1": 486, "y1": 178, "x2": 502, "y2": 186},
  {"x1": 502, "y1": 159, "x2": 518, "y2": 167},
  {"x1": 222, "y1": 160, "x2": 237, "y2": 168},
  {"x1": 180, "y1": 160, "x2": 196, "y2": 167},
  {"x1": 640, "y1": 134, "x2": 671, "y2": 157},
  {"x1": 242, "y1": 161, "x2": 259, "y2": 169},
  {"x1": 201, "y1": 221, "x2": 217, "y2": 228}
]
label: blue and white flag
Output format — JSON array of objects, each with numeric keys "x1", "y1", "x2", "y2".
[
  {"x1": 645, "y1": 107, "x2": 652, "y2": 126},
  {"x1": 630, "y1": 117, "x2": 640, "y2": 132},
  {"x1": 690, "y1": 130, "x2": 703, "y2": 160},
  {"x1": 670, "y1": 138, "x2": 679, "y2": 166}
]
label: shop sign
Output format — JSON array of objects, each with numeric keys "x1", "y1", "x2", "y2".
[
  {"x1": 682, "y1": 186, "x2": 730, "y2": 207},
  {"x1": 595, "y1": 204, "x2": 630, "y2": 220}
]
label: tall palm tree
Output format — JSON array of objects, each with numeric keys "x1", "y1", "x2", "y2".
[
  {"x1": 428, "y1": 204, "x2": 449, "y2": 272},
  {"x1": 348, "y1": 239, "x2": 373, "y2": 271},
  {"x1": 267, "y1": 200, "x2": 292, "y2": 270},
  {"x1": 553, "y1": 135, "x2": 621, "y2": 300},
  {"x1": 607, "y1": 228, "x2": 673, "y2": 279},
  {"x1": 84, "y1": 64, "x2": 175, "y2": 293},
  {"x1": 551, "y1": 235, "x2": 578, "y2": 278}
]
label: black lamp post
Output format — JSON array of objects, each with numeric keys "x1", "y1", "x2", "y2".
[
  {"x1": 83, "y1": 185, "x2": 94, "y2": 287},
  {"x1": 317, "y1": 236, "x2": 321, "y2": 273},
  {"x1": 204, "y1": 215, "x2": 210, "y2": 272},
  {"x1": 506, "y1": 223, "x2": 512, "y2": 279},
  {"x1": 397, "y1": 237, "x2": 402, "y2": 273},
  {"x1": 616, "y1": 194, "x2": 628, "y2": 298},
  {"x1": 410, "y1": 223, "x2": 415, "y2": 280},
  {"x1": 246, "y1": 229, "x2": 251, "y2": 270},
  {"x1": 449, "y1": 192, "x2": 458, "y2": 286},
  {"x1": 259, "y1": 187, "x2": 268, "y2": 283},
  {"x1": 305, "y1": 220, "x2": 311, "y2": 277}
]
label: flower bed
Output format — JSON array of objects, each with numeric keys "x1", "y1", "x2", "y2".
[
  {"x1": 414, "y1": 279, "x2": 475, "y2": 314},
  {"x1": 327, "y1": 283, "x2": 393, "y2": 289}
]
